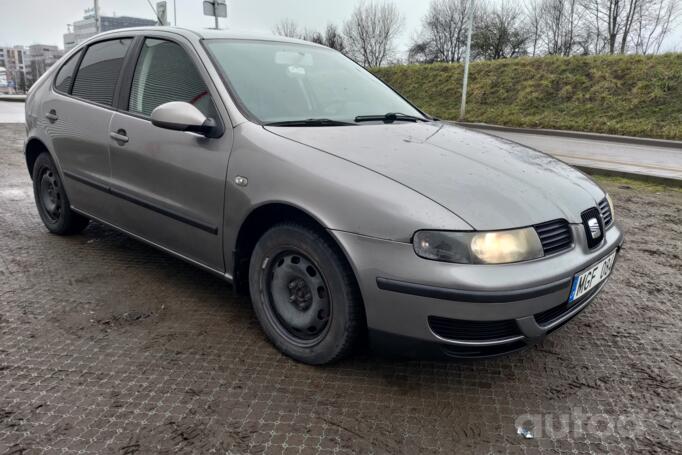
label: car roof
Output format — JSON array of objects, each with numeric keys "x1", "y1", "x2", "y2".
[{"x1": 95, "y1": 26, "x2": 323, "y2": 47}]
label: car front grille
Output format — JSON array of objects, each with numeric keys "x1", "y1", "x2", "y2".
[
  {"x1": 534, "y1": 219, "x2": 573, "y2": 255},
  {"x1": 428, "y1": 316, "x2": 522, "y2": 341},
  {"x1": 598, "y1": 198, "x2": 613, "y2": 228}
]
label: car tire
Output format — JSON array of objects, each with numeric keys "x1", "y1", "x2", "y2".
[
  {"x1": 249, "y1": 222, "x2": 363, "y2": 365},
  {"x1": 32, "y1": 152, "x2": 89, "y2": 235}
]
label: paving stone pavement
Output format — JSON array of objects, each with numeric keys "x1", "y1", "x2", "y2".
[{"x1": 0, "y1": 124, "x2": 681, "y2": 454}]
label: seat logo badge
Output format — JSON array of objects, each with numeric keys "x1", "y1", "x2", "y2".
[
  {"x1": 235, "y1": 176, "x2": 248, "y2": 187},
  {"x1": 587, "y1": 218, "x2": 601, "y2": 240}
]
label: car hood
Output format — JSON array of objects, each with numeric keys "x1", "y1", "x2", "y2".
[{"x1": 265, "y1": 122, "x2": 604, "y2": 230}]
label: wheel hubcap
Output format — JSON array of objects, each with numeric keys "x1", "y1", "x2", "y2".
[
  {"x1": 288, "y1": 277, "x2": 313, "y2": 311},
  {"x1": 39, "y1": 169, "x2": 62, "y2": 222},
  {"x1": 266, "y1": 252, "x2": 331, "y2": 343}
]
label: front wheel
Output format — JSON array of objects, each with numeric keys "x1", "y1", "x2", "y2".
[
  {"x1": 32, "y1": 152, "x2": 89, "y2": 235},
  {"x1": 249, "y1": 223, "x2": 363, "y2": 365}
]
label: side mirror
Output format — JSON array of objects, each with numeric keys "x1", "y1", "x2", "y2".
[{"x1": 150, "y1": 101, "x2": 221, "y2": 138}]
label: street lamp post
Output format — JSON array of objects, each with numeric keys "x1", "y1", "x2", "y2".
[
  {"x1": 94, "y1": 0, "x2": 100, "y2": 33},
  {"x1": 459, "y1": 0, "x2": 475, "y2": 121}
]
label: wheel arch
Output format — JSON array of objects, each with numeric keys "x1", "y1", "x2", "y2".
[
  {"x1": 231, "y1": 202, "x2": 363, "y2": 305},
  {"x1": 25, "y1": 137, "x2": 53, "y2": 179}
]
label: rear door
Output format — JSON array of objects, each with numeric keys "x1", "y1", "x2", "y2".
[
  {"x1": 43, "y1": 38, "x2": 133, "y2": 221},
  {"x1": 107, "y1": 35, "x2": 233, "y2": 271}
]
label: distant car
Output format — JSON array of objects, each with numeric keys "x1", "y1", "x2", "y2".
[{"x1": 24, "y1": 27, "x2": 623, "y2": 364}]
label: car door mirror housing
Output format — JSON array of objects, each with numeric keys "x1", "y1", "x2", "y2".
[{"x1": 150, "y1": 102, "x2": 221, "y2": 138}]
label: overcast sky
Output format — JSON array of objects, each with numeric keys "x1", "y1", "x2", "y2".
[{"x1": 1, "y1": 0, "x2": 680, "y2": 54}]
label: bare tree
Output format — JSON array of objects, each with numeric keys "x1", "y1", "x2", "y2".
[
  {"x1": 280, "y1": 0, "x2": 679, "y2": 62},
  {"x1": 579, "y1": 0, "x2": 678, "y2": 54},
  {"x1": 408, "y1": 40, "x2": 435, "y2": 64},
  {"x1": 302, "y1": 29, "x2": 325, "y2": 45},
  {"x1": 578, "y1": 0, "x2": 618, "y2": 53},
  {"x1": 539, "y1": 0, "x2": 582, "y2": 56},
  {"x1": 580, "y1": 0, "x2": 606, "y2": 54},
  {"x1": 273, "y1": 20, "x2": 348, "y2": 53},
  {"x1": 323, "y1": 24, "x2": 347, "y2": 53},
  {"x1": 525, "y1": 0, "x2": 544, "y2": 56},
  {"x1": 343, "y1": 1, "x2": 404, "y2": 67},
  {"x1": 619, "y1": 0, "x2": 642, "y2": 52},
  {"x1": 410, "y1": 0, "x2": 474, "y2": 63},
  {"x1": 585, "y1": 0, "x2": 646, "y2": 54},
  {"x1": 474, "y1": 2, "x2": 531, "y2": 59},
  {"x1": 524, "y1": 0, "x2": 679, "y2": 57},
  {"x1": 273, "y1": 18, "x2": 302, "y2": 38},
  {"x1": 631, "y1": 0, "x2": 680, "y2": 53}
]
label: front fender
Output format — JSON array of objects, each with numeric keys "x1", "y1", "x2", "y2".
[{"x1": 223, "y1": 122, "x2": 471, "y2": 264}]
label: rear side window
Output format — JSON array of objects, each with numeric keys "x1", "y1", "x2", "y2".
[
  {"x1": 128, "y1": 38, "x2": 217, "y2": 118},
  {"x1": 72, "y1": 38, "x2": 132, "y2": 106},
  {"x1": 54, "y1": 50, "x2": 82, "y2": 93}
]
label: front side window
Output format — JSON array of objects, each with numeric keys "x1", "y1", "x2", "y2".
[
  {"x1": 54, "y1": 50, "x2": 82, "y2": 93},
  {"x1": 72, "y1": 38, "x2": 132, "y2": 106},
  {"x1": 128, "y1": 38, "x2": 217, "y2": 118},
  {"x1": 204, "y1": 39, "x2": 424, "y2": 124}
]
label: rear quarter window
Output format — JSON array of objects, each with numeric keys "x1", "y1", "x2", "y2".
[{"x1": 54, "y1": 50, "x2": 83, "y2": 94}]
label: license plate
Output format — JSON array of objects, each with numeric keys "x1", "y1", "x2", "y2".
[{"x1": 569, "y1": 250, "x2": 617, "y2": 303}]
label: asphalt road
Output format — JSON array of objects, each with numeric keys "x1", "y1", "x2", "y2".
[
  {"x1": 1, "y1": 123, "x2": 681, "y2": 454},
  {"x1": 473, "y1": 128, "x2": 682, "y2": 181}
]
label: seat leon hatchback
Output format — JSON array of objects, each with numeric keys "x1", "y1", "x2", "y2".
[{"x1": 24, "y1": 27, "x2": 623, "y2": 364}]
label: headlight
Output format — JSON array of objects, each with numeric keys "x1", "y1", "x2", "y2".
[
  {"x1": 606, "y1": 193, "x2": 615, "y2": 221},
  {"x1": 413, "y1": 228, "x2": 544, "y2": 264}
]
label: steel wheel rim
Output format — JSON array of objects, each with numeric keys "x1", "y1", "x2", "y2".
[
  {"x1": 39, "y1": 168, "x2": 62, "y2": 223},
  {"x1": 263, "y1": 250, "x2": 332, "y2": 347}
]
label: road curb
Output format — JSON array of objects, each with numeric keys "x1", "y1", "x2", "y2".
[
  {"x1": 575, "y1": 166, "x2": 682, "y2": 188},
  {"x1": 455, "y1": 122, "x2": 682, "y2": 150},
  {"x1": 0, "y1": 95, "x2": 27, "y2": 102}
]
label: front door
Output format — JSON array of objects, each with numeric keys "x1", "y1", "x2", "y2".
[{"x1": 108, "y1": 37, "x2": 232, "y2": 271}]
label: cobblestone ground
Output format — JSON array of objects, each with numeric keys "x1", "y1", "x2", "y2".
[{"x1": 0, "y1": 124, "x2": 681, "y2": 454}]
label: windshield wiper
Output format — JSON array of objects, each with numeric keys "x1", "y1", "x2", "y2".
[
  {"x1": 264, "y1": 118, "x2": 356, "y2": 127},
  {"x1": 354, "y1": 113, "x2": 430, "y2": 124}
]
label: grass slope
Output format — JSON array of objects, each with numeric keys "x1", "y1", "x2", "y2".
[{"x1": 372, "y1": 54, "x2": 682, "y2": 140}]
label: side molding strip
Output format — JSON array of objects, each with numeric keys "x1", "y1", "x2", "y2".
[{"x1": 63, "y1": 171, "x2": 219, "y2": 235}]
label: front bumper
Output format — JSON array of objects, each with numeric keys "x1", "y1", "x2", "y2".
[{"x1": 332, "y1": 223, "x2": 624, "y2": 358}]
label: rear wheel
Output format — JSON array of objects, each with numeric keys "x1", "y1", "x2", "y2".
[
  {"x1": 32, "y1": 152, "x2": 89, "y2": 235},
  {"x1": 249, "y1": 222, "x2": 363, "y2": 365}
]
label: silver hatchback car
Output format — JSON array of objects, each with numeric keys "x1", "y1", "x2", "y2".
[{"x1": 25, "y1": 27, "x2": 623, "y2": 364}]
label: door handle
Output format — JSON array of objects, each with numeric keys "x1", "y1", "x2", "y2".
[
  {"x1": 45, "y1": 110, "x2": 58, "y2": 122},
  {"x1": 110, "y1": 129, "x2": 129, "y2": 144}
]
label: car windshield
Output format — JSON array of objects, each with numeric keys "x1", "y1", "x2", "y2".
[{"x1": 204, "y1": 39, "x2": 426, "y2": 125}]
